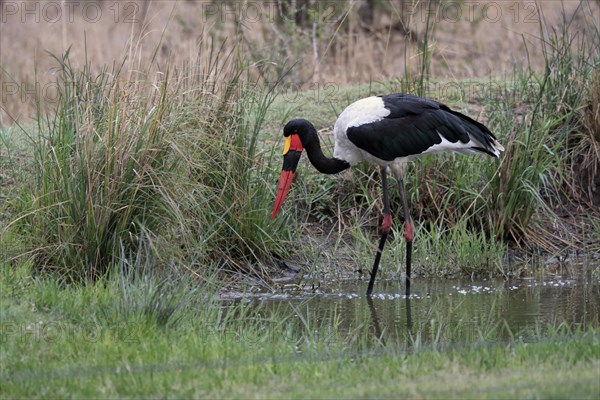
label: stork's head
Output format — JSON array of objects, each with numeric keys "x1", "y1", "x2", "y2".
[{"x1": 271, "y1": 119, "x2": 310, "y2": 219}]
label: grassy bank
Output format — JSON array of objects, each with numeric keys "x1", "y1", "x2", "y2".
[{"x1": 1, "y1": 266, "x2": 598, "y2": 398}]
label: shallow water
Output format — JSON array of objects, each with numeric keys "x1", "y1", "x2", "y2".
[{"x1": 224, "y1": 270, "x2": 599, "y2": 347}]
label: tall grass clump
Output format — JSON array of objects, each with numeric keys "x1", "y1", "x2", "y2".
[
  {"x1": 487, "y1": 4, "x2": 599, "y2": 249},
  {"x1": 12, "y1": 50, "x2": 177, "y2": 283},
  {"x1": 166, "y1": 47, "x2": 290, "y2": 279},
  {"x1": 8, "y1": 42, "x2": 290, "y2": 283}
]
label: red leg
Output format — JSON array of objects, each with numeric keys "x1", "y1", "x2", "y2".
[
  {"x1": 367, "y1": 167, "x2": 391, "y2": 296},
  {"x1": 382, "y1": 214, "x2": 392, "y2": 233},
  {"x1": 403, "y1": 220, "x2": 413, "y2": 242}
]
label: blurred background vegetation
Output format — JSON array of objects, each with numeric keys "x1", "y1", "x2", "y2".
[{"x1": 2, "y1": 0, "x2": 597, "y2": 122}]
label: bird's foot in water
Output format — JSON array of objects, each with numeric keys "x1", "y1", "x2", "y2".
[
  {"x1": 403, "y1": 221, "x2": 414, "y2": 242},
  {"x1": 382, "y1": 214, "x2": 392, "y2": 233}
]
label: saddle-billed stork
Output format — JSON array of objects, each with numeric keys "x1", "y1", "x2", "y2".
[{"x1": 271, "y1": 93, "x2": 504, "y2": 296}]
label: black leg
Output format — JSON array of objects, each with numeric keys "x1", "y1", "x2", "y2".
[
  {"x1": 366, "y1": 167, "x2": 391, "y2": 296},
  {"x1": 366, "y1": 232, "x2": 387, "y2": 296},
  {"x1": 405, "y1": 241, "x2": 412, "y2": 296},
  {"x1": 398, "y1": 177, "x2": 413, "y2": 297}
]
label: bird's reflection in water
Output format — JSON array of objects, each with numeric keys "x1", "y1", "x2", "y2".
[
  {"x1": 366, "y1": 294, "x2": 413, "y2": 348},
  {"x1": 366, "y1": 297, "x2": 385, "y2": 345}
]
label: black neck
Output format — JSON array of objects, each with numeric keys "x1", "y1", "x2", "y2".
[
  {"x1": 303, "y1": 131, "x2": 350, "y2": 175},
  {"x1": 285, "y1": 118, "x2": 351, "y2": 174}
]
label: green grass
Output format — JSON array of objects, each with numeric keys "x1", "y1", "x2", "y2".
[
  {"x1": 0, "y1": 125, "x2": 34, "y2": 227},
  {"x1": 1, "y1": 266, "x2": 598, "y2": 398}
]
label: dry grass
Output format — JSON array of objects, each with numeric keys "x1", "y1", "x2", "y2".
[{"x1": 1, "y1": 0, "x2": 598, "y2": 125}]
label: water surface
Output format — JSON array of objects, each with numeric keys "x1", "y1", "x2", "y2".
[{"x1": 224, "y1": 271, "x2": 599, "y2": 348}]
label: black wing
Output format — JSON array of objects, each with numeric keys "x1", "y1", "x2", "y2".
[{"x1": 346, "y1": 94, "x2": 498, "y2": 161}]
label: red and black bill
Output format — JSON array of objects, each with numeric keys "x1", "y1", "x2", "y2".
[{"x1": 271, "y1": 134, "x2": 303, "y2": 219}]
